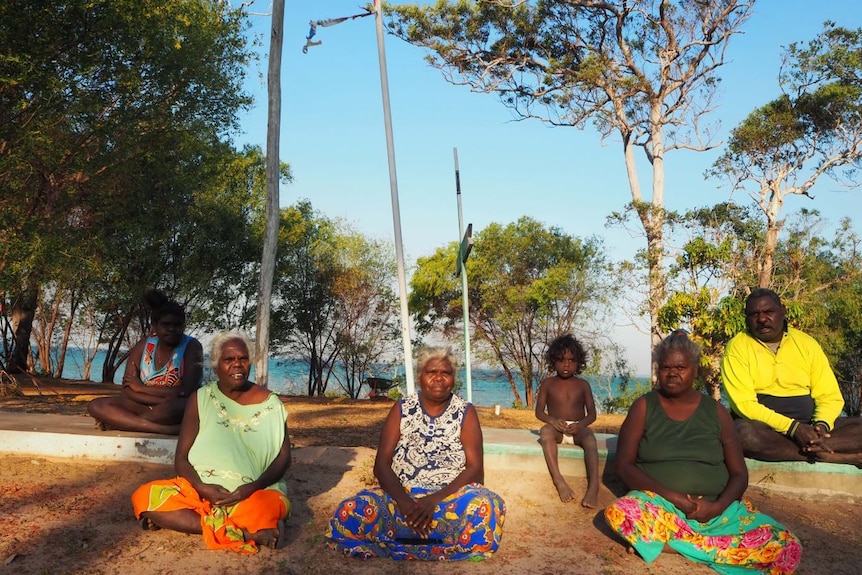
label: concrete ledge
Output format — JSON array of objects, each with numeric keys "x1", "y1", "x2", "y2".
[
  {"x1": 2, "y1": 410, "x2": 860, "y2": 500},
  {"x1": 483, "y1": 427, "x2": 616, "y2": 476},
  {"x1": 745, "y1": 458, "x2": 862, "y2": 500},
  {"x1": 4, "y1": 429, "x2": 177, "y2": 465},
  {"x1": 483, "y1": 426, "x2": 862, "y2": 500}
]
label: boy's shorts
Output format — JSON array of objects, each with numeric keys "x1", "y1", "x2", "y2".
[{"x1": 561, "y1": 420, "x2": 576, "y2": 444}]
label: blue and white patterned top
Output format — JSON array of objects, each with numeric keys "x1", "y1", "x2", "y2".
[{"x1": 391, "y1": 393, "x2": 469, "y2": 490}]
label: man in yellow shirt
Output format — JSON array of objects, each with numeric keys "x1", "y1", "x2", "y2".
[{"x1": 721, "y1": 288, "x2": 862, "y2": 464}]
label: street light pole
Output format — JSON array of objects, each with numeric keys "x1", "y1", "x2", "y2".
[{"x1": 373, "y1": 0, "x2": 414, "y2": 394}]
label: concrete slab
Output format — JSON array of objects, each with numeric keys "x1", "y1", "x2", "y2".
[{"x1": 2, "y1": 409, "x2": 860, "y2": 500}]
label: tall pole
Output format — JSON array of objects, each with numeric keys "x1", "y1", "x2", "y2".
[
  {"x1": 453, "y1": 148, "x2": 473, "y2": 402},
  {"x1": 254, "y1": 0, "x2": 285, "y2": 388},
  {"x1": 374, "y1": 1, "x2": 414, "y2": 394}
]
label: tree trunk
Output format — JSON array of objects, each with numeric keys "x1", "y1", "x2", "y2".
[
  {"x1": 253, "y1": 0, "x2": 284, "y2": 389},
  {"x1": 55, "y1": 290, "x2": 80, "y2": 378},
  {"x1": 759, "y1": 219, "x2": 782, "y2": 288},
  {"x1": 101, "y1": 310, "x2": 134, "y2": 383},
  {"x1": 34, "y1": 290, "x2": 63, "y2": 375},
  {"x1": 9, "y1": 287, "x2": 38, "y2": 374}
]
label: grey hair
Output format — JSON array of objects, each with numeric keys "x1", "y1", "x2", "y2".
[
  {"x1": 653, "y1": 329, "x2": 701, "y2": 367},
  {"x1": 209, "y1": 332, "x2": 253, "y2": 370},
  {"x1": 415, "y1": 346, "x2": 460, "y2": 376}
]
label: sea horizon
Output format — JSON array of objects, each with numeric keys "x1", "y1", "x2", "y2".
[{"x1": 50, "y1": 347, "x2": 645, "y2": 411}]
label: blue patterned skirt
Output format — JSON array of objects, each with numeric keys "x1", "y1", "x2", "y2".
[{"x1": 326, "y1": 483, "x2": 505, "y2": 560}]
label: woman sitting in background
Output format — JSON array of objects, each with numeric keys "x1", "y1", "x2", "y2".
[
  {"x1": 88, "y1": 289, "x2": 203, "y2": 434},
  {"x1": 132, "y1": 333, "x2": 291, "y2": 553},
  {"x1": 327, "y1": 346, "x2": 505, "y2": 560},
  {"x1": 604, "y1": 330, "x2": 801, "y2": 574}
]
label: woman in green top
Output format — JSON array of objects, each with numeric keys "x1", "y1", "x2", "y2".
[
  {"x1": 604, "y1": 330, "x2": 801, "y2": 574},
  {"x1": 131, "y1": 333, "x2": 291, "y2": 553}
]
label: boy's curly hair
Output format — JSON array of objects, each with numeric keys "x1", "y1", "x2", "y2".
[{"x1": 545, "y1": 334, "x2": 587, "y2": 374}]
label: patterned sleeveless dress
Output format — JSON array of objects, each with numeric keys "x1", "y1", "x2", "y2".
[{"x1": 326, "y1": 393, "x2": 506, "y2": 560}]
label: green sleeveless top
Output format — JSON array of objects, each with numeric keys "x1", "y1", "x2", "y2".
[
  {"x1": 636, "y1": 391, "x2": 728, "y2": 500},
  {"x1": 187, "y1": 382, "x2": 288, "y2": 494}
]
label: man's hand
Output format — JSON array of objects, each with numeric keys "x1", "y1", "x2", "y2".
[{"x1": 794, "y1": 422, "x2": 833, "y2": 454}]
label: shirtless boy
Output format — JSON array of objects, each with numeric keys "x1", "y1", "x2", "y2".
[{"x1": 535, "y1": 333, "x2": 599, "y2": 507}]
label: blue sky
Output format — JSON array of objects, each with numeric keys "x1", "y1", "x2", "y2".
[{"x1": 234, "y1": 1, "x2": 862, "y2": 374}]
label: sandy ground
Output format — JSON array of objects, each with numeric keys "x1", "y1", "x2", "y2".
[{"x1": 0, "y1": 377, "x2": 860, "y2": 574}]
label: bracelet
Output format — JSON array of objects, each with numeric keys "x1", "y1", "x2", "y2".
[{"x1": 786, "y1": 420, "x2": 802, "y2": 438}]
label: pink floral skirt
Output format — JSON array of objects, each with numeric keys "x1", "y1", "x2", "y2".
[{"x1": 604, "y1": 490, "x2": 801, "y2": 574}]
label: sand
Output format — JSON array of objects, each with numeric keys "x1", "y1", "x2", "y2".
[{"x1": 0, "y1": 377, "x2": 859, "y2": 574}]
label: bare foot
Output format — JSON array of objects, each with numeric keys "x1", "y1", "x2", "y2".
[
  {"x1": 553, "y1": 478, "x2": 575, "y2": 502},
  {"x1": 815, "y1": 451, "x2": 862, "y2": 465},
  {"x1": 140, "y1": 515, "x2": 161, "y2": 531},
  {"x1": 581, "y1": 483, "x2": 599, "y2": 508},
  {"x1": 244, "y1": 520, "x2": 285, "y2": 549}
]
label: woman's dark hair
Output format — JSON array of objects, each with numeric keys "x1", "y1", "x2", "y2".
[
  {"x1": 653, "y1": 329, "x2": 701, "y2": 366},
  {"x1": 143, "y1": 289, "x2": 185, "y2": 324},
  {"x1": 545, "y1": 334, "x2": 587, "y2": 374}
]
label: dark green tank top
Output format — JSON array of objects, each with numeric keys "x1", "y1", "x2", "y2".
[{"x1": 636, "y1": 391, "x2": 729, "y2": 500}]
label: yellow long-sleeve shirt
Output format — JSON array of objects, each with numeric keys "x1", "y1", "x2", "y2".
[{"x1": 720, "y1": 327, "x2": 845, "y2": 434}]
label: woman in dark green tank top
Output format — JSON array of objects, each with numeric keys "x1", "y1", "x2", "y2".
[{"x1": 603, "y1": 331, "x2": 801, "y2": 573}]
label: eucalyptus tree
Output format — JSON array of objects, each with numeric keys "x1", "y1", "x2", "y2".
[
  {"x1": 709, "y1": 23, "x2": 862, "y2": 288},
  {"x1": 410, "y1": 216, "x2": 613, "y2": 408},
  {"x1": 659, "y1": 205, "x2": 862, "y2": 405},
  {"x1": 269, "y1": 203, "x2": 399, "y2": 397},
  {"x1": 658, "y1": 202, "x2": 763, "y2": 397},
  {"x1": 329, "y1": 227, "x2": 400, "y2": 399},
  {"x1": 270, "y1": 202, "x2": 340, "y2": 396},
  {"x1": 386, "y1": 0, "x2": 755, "y2": 351}
]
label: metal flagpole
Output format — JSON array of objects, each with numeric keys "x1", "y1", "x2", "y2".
[
  {"x1": 374, "y1": 0, "x2": 414, "y2": 395},
  {"x1": 453, "y1": 148, "x2": 473, "y2": 403}
]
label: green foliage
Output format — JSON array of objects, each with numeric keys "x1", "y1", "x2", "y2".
[
  {"x1": 659, "y1": 200, "x2": 862, "y2": 409},
  {"x1": 386, "y1": 1, "x2": 756, "y2": 353},
  {"x1": 270, "y1": 203, "x2": 400, "y2": 398},
  {"x1": 709, "y1": 22, "x2": 862, "y2": 287},
  {"x1": 0, "y1": 0, "x2": 257, "y2": 377},
  {"x1": 409, "y1": 216, "x2": 614, "y2": 407},
  {"x1": 387, "y1": 385, "x2": 404, "y2": 401},
  {"x1": 601, "y1": 382, "x2": 652, "y2": 415}
]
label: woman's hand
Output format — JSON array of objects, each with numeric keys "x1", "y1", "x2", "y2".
[
  {"x1": 214, "y1": 483, "x2": 257, "y2": 507},
  {"x1": 399, "y1": 495, "x2": 438, "y2": 538},
  {"x1": 663, "y1": 491, "x2": 696, "y2": 516},
  {"x1": 684, "y1": 495, "x2": 723, "y2": 523},
  {"x1": 196, "y1": 483, "x2": 232, "y2": 505}
]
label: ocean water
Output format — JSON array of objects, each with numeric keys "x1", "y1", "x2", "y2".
[{"x1": 54, "y1": 348, "x2": 640, "y2": 411}]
